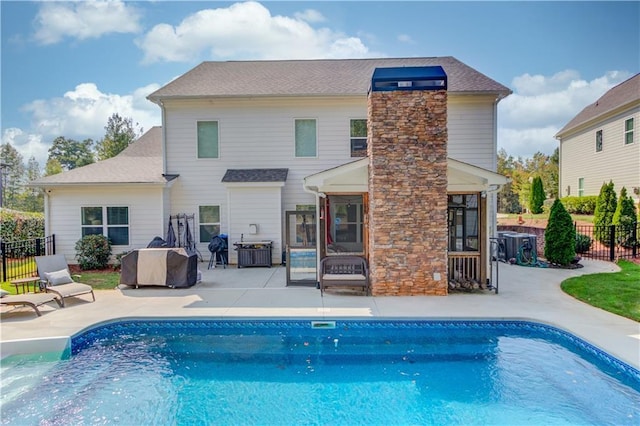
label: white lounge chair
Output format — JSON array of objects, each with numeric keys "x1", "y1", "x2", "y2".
[
  {"x1": 35, "y1": 255, "x2": 95, "y2": 307},
  {"x1": 0, "y1": 290, "x2": 62, "y2": 316}
]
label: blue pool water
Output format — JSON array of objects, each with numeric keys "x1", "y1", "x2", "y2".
[{"x1": 1, "y1": 320, "x2": 639, "y2": 425}]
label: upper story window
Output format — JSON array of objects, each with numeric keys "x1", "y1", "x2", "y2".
[
  {"x1": 81, "y1": 206, "x2": 129, "y2": 246},
  {"x1": 350, "y1": 119, "x2": 367, "y2": 157},
  {"x1": 199, "y1": 205, "x2": 221, "y2": 243},
  {"x1": 625, "y1": 118, "x2": 634, "y2": 145},
  {"x1": 295, "y1": 119, "x2": 317, "y2": 157},
  {"x1": 197, "y1": 121, "x2": 219, "y2": 158},
  {"x1": 595, "y1": 130, "x2": 603, "y2": 152}
]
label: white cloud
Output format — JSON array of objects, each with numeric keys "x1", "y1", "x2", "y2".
[
  {"x1": 4, "y1": 83, "x2": 161, "y2": 167},
  {"x1": 397, "y1": 34, "x2": 414, "y2": 44},
  {"x1": 33, "y1": 0, "x2": 141, "y2": 45},
  {"x1": 294, "y1": 9, "x2": 326, "y2": 23},
  {"x1": 136, "y1": 1, "x2": 374, "y2": 63},
  {"x1": 498, "y1": 70, "x2": 632, "y2": 158}
]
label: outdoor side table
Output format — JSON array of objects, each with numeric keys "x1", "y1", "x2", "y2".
[{"x1": 10, "y1": 277, "x2": 41, "y2": 294}]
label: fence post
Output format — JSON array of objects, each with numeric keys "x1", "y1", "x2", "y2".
[
  {"x1": 1, "y1": 240, "x2": 6, "y2": 282},
  {"x1": 35, "y1": 237, "x2": 43, "y2": 256},
  {"x1": 609, "y1": 224, "x2": 616, "y2": 261},
  {"x1": 633, "y1": 223, "x2": 638, "y2": 258}
]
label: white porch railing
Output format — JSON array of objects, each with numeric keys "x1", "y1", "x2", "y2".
[{"x1": 448, "y1": 252, "x2": 480, "y2": 283}]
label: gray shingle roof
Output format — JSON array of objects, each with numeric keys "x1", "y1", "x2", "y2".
[
  {"x1": 556, "y1": 73, "x2": 640, "y2": 138},
  {"x1": 222, "y1": 169, "x2": 289, "y2": 183},
  {"x1": 30, "y1": 126, "x2": 168, "y2": 186},
  {"x1": 148, "y1": 57, "x2": 511, "y2": 101}
]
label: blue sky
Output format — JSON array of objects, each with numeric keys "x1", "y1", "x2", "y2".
[{"x1": 2, "y1": 1, "x2": 638, "y2": 168}]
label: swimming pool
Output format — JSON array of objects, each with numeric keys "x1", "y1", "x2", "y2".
[{"x1": 2, "y1": 319, "x2": 639, "y2": 425}]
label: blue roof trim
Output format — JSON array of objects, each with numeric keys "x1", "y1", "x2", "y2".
[{"x1": 371, "y1": 66, "x2": 447, "y2": 92}]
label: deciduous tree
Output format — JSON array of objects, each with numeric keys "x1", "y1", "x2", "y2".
[
  {"x1": 95, "y1": 113, "x2": 143, "y2": 160},
  {"x1": 47, "y1": 136, "x2": 95, "y2": 170}
]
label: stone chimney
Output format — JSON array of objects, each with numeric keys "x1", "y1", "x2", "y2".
[{"x1": 367, "y1": 67, "x2": 448, "y2": 296}]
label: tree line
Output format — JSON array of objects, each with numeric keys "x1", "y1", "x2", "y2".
[
  {"x1": 497, "y1": 148, "x2": 558, "y2": 214},
  {"x1": 0, "y1": 113, "x2": 142, "y2": 211}
]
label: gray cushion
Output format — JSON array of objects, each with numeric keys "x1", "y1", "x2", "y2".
[
  {"x1": 0, "y1": 289, "x2": 8, "y2": 298},
  {"x1": 45, "y1": 269, "x2": 73, "y2": 286}
]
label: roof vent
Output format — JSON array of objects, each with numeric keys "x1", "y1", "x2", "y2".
[{"x1": 370, "y1": 66, "x2": 447, "y2": 92}]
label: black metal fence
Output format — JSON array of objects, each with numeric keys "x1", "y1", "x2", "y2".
[
  {"x1": 0, "y1": 235, "x2": 56, "y2": 282},
  {"x1": 574, "y1": 223, "x2": 638, "y2": 262}
]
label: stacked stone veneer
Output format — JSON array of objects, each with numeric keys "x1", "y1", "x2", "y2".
[{"x1": 367, "y1": 89, "x2": 448, "y2": 296}]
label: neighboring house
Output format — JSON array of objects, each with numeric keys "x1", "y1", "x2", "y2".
[
  {"x1": 555, "y1": 73, "x2": 639, "y2": 203},
  {"x1": 32, "y1": 57, "x2": 511, "y2": 296}
]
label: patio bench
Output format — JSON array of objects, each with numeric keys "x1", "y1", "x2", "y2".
[{"x1": 319, "y1": 255, "x2": 369, "y2": 296}]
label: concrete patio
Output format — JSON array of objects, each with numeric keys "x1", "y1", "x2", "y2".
[{"x1": 1, "y1": 259, "x2": 638, "y2": 369}]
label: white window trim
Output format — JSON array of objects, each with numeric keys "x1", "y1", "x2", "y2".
[
  {"x1": 595, "y1": 129, "x2": 603, "y2": 152},
  {"x1": 196, "y1": 119, "x2": 221, "y2": 160},
  {"x1": 80, "y1": 205, "x2": 130, "y2": 247},
  {"x1": 198, "y1": 205, "x2": 222, "y2": 243},
  {"x1": 349, "y1": 118, "x2": 368, "y2": 157},
  {"x1": 294, "y1": 118, "x2": 318, "y2": 158},
  {"x1": 578, "y1": 178, "x2": 584, "y2": 197},
  {"x1": 624, "y1": 117, "x2": 634, "y2": 145}
]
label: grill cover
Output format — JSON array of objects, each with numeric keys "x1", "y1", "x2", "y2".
[{"x1": 120, "y1": 248, "x2": 198, "y2": 288}]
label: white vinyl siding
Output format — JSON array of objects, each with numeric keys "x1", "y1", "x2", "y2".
[
  {"x1": 47, "y1": 186, "x2": 166, "y2": 264},
  {"x1": 162, "y1": 94, "x2": 502, "y2": 259},
  {"x1": 197, "y1": 121, "x2": 219, "y2": 158},
  {"x1": 295, "y1": 119, "x2": 317, "y2": 157},
  {"x1": 559, "y1": 107, "x2": 640, "y2": 200},
  {"x1": 226, "y1": 186, "x2": 283, "y2": 264}
]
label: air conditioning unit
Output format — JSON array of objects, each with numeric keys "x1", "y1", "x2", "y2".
[
  {"x1": 504, "y1": 233, "x2": 537, "y2": 260},
  {"x1": 495, "y1": 231, "x2": 517, "y2": 261}
]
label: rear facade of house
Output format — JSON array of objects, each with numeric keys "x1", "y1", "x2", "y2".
[{"x1": 34, "y1": 57, "x2": 511, "y2": 295}]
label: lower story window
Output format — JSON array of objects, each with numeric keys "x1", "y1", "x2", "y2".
[
  {"x1": 81, "y1": 206, "x2": 129, "y2": 245},
  {"x1": 199, "y1": 205, "x2": 221, "y2": 242},
  {"x1": 448, "y1": 194, "x2": 478, "y2": 252}
]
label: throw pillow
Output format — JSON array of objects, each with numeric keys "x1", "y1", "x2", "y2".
[
  {"x1": 45, "y1": 269, "x2": 73, "y2": 286},
  {"x1": 0, "y1": 289, "x2": 8, "y2": 298}
]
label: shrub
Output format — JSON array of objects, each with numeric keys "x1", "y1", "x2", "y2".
[
  {"x1": 75, "y1": 234, "x2": 112, "y2": 270},
  {"x1": 616, "y1": 216, "x2": 638, "y2": 249},
  {"x1": 560, "y1": 196, "x2": 597, "y2": 215},
  {"x1": 0, "y1": 209, "x2": 44, "y2": 242},
  {"x1": 529, "y1": 176, "x2": 545, "y2": 214},
  {"x1": 575, "y1": 233, "x2": 592, "y2": 254},
  {"x1": 544, "y1": 199, "x2": 576, "y2": 266},
  {"x1": 593, "y1": 181, "x2": 617, "y2": 243}
]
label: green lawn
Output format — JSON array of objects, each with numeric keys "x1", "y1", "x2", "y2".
[
  {"x1": 561, "y1": 260, "x2": 640, "y2": 322},
  {"x1": 1, "y1": 270, "x2": 120, "y2": 294}
]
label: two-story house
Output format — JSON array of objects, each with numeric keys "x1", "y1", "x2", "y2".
[
  {"x1": 555, "y1": 73, "x2": 639, "y2": 203},
  {"x1": 32, "y1": 57, "x2": 511, "y2": 295}
]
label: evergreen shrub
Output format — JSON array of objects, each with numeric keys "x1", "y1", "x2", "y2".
[{"x1": 544, "y1": 199, "x2": 576, "y2": 266}]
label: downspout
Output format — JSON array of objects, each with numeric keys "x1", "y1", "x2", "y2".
[
  {"x1": 160, "y1": 100, "x2": 168, "y2": 174},
  {"x1": 44, "y1": 190, "x2": 50, "y2": 237}
]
